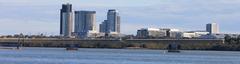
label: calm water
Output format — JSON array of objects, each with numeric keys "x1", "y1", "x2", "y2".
[{"x1": 0, "y1": 47, "x2": 239, "y2": 64}]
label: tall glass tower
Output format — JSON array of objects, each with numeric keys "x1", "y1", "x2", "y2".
[
  {"x1": 74, "y1": 11, "x2": 97, "y2": 38},
  {"x1": 60, "y1": 3, "x2": 73, "y2": 37},
  {"x1": 100, "y1": 9, "x2": 121, "y2": 36},
  {"x1": 107, "y1": 9, "x2": 120, "y2": 33}
]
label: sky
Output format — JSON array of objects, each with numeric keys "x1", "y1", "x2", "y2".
[{"x1": 0, "y1": 0, "x2": 240, "y2": 35}]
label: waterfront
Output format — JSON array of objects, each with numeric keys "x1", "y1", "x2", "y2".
[
  {"x1": 0, "y1": 38, "x2": 224, "y2": 50},
  {"x1": 0, "y1": 48, "x2": 239, "y2": 64}
]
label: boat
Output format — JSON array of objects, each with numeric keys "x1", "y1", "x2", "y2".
[
  {"x1": 66, "y1": 44, "x2": 78, "y2": 51},
  {"x1": 66, "y1": 47, "x2": 78, "y2": 51}
]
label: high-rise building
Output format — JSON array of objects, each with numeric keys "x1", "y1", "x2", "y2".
[
  {"x1": 206, "y1": 23, "x2": 219, "y2": 34},
  {"x1": 99, "y1": 9, "x2": 121, "y2": 36},
  {"x1": 107, "y1": 9, "x2": 120, "y2": 33},
  {"x1": 60, "y1": 3, "x2": 73, "y2": 37},
  {"x1": 74, "y1": 11, "x2": 97, "y2": 38},
  {"x1": 116, "y1": 16, "x2": 121, "y2": 33},
  {"x1": 99, "y1": 20, "x2": 108, "y2": 33}
]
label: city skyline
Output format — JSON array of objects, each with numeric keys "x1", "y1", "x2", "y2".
[{"x1": 1, "y1": 0, "x2": 240, "y2": 35}]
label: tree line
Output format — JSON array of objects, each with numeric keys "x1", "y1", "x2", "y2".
[{"x1": 210, "y1": 35, "x2": 240, "y2": 51}]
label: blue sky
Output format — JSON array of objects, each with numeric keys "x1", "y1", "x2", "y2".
[{"x1": 0, "y1": 0, "x2": 240, "y2": 35}]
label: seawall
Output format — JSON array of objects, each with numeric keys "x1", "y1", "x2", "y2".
[{"x1": 0, "y1": 38, "x2": 224, "y2": 50}]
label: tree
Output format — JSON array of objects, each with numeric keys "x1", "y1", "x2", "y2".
[
  {"x1": 237, "y1": 35, "x2": 240, "y2": 44},
  {"x1": 224, "y1": 35, "x2": 231, "y2": 44}
]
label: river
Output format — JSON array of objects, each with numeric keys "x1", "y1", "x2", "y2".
[{"x1": 0, "y1": 47, "x2": 239, "y2": 64}]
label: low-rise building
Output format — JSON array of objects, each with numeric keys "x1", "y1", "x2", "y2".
[
  {"x1": 182, "y1": 31, "x2": 209, "y2": 38},
  {"x1": 182, "y1": 32, "x2": 196, "y2": 38},
  {"x1": 137, "y1": 28, "x2": 182, "y2": 38},
  {"x1": 137, "y1": 28, "x2": 162, "y2": 38},
  {"x1": 168, "y1": 29, "x2": 182, "y2": 38}
]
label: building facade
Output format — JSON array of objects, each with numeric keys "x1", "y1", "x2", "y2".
[
  {"x1": 60, "y1": 3, "x2": 73, "y2": 37},
  {"x1": 99, "y1": 20, "x2": 108, "y2": 33},
  {"x1": 74, "y1": 11, "x2": 97, "y2": 38},
  {"x1": 182, "y1": 31, "x2": 209, "y2": 38},
  {"x1": 168, "y1": 29, "x2": 182, "y2": 38},
  {"x1": 107, "y1": 9, "x2": 120, "y2": 34},
  {"x1": 136, "y1": 28, "x2": 183, "y2": 38},
  {"x1": 99, "y1": 9, "x2": 121, "y2": 37},
  {"x1": 137, "y1": 28, "x2": 169, "y2": 38},
  {"x1": 206, "y1": 23, "x2": 219, "y2": 34}
]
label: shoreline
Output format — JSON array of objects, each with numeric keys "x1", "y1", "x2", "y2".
[{"x1": 0, "y1": 46, "x2": 239, "y2": 52}]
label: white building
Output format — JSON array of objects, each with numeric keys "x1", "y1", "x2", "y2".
[
  {"x1": 168, "y1": 29, "x2": 182, "y2": 38},
  {"x1": 137, "y1": 28, "x2": 182, "y2": 38},
  {"x1": 182, "y1": 31, "x2": 209, "y2": 38},
  {"x1": 182, "y1": 32, "x2": 196, "y2": 38},
  {"x1": 137, "y1": 28, "x2": 161, "y2": 38}
]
